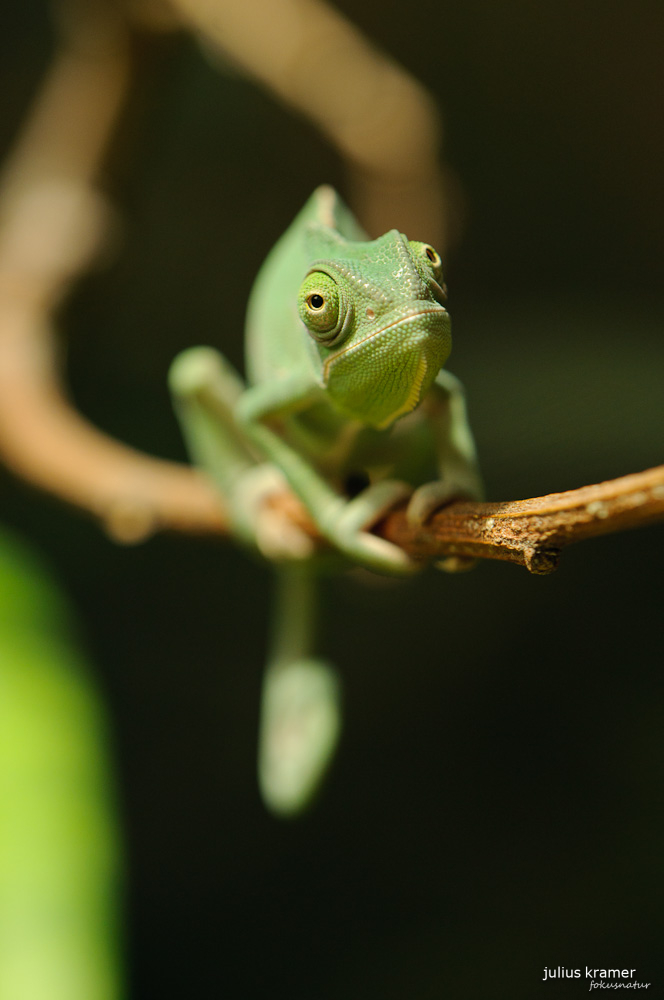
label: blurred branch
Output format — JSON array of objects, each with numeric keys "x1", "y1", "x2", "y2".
[
  {"x1": 166, "y1": 0, "x2": 451, "y2": 248},
  {"x1": 0, "y1": 0, "x2": 226, "y2": 542}
]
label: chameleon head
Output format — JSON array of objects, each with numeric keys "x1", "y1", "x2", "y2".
[{"x1": 297, "y1": 229, "x2": 451, "y2": 429}]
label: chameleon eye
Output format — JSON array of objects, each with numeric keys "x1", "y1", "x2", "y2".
[
  {"x1": 423, "y1": 244, "x2": 442, "y2": 272},
  {"x1": 410, "y1": 241, "x2": 447, "y2": 303},
  {"x1": 409, "y1": 240, "x2": 444, "y2": 278},
  {"x1": 297, "y1": 271, "x2": 350, "y2": 344}
]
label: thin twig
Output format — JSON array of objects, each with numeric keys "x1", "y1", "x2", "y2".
[
  {"x1": 0, "y1": 1, "x2": 226, "y2": 542},
  {"x1": 374, "y1": 464, "x2": 664, "y2": 574},
  {"x1": 166, "y1": 0, "x2": 449, "y2": 248}
]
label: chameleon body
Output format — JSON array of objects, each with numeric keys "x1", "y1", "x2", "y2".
[{"x1": 169, "y1": 186, "x2": 482, "y2": 816}]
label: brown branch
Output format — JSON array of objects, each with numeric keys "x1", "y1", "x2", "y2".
[
  {"x1": 0, "y1": 0, "x2": 226, "y2": 542},
  {"x1": 374, "y1": 464, "x2": 664, "y2": 574},
  {"x1": 166, "y1": 0, "x2": 450, "y2": 249},
  {"x1": 151, "y1": 461, "x2": 664, "y2": 575}
]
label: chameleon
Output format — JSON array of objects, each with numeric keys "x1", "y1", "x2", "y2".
[{"x1": 169, "y1": 186, "x2": 482, "y2": 817}]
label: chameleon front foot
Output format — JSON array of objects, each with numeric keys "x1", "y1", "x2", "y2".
[
  {"x1": 407, "y1": 479, "x2": 482, "y2": 573},
  {"x1": 406, "y1": 476, "x2": 483, "y2": 526},
  {"x1": 324, "y1": 479, "x2": 421, "y2": 576}
]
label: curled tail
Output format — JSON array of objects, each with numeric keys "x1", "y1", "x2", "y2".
[{"x1": 258, "y1": 563, "x2": 341, "y2": 817}]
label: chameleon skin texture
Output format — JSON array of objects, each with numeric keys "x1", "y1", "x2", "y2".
[{"x1": 323, "y1": 301, "x2": 450, "y2": 429}]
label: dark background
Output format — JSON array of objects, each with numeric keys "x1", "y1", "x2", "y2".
[{"x1": 1, "y1": 1, "x2": 663, "y2": 997}]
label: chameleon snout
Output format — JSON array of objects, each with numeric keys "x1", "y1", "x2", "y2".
[{"x1": 323, "y1": 308, "x2": 451, "y2": 428}]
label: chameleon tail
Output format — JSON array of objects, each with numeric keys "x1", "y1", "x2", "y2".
[{"x1": 258, "y1": 562, "x2": 341, "y2": 817}]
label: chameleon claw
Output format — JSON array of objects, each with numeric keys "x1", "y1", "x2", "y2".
[
  {"x1": 345, "y1": 530, "x2": 419, "y2": 575},
  {"x1": 338, "y1": 479, "x2": 412, "y2": 532},
  {"x1": 407, "y1": 477, "x2": 481, "y2": 526},
  {"x1": 408, "y1": 481, "x2": 481, "y2": 572},
  {"x1": 234, "y1": 465, "x2": 316, "y2": 559},
  {"x1": 325, "y1": 480, "x2": 420, "y2": 575}
]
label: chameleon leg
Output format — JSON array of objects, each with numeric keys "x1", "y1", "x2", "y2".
[
  {"x1": 405, "y1": 369, "x2": 483, "y2": 572},
  {"x1": 332, "y1": 478, "x2": 413, "y2": 542},
  {"x1": 258, "y1": 562, "x2": 341, "y2": 816},
  {"x1": 407, "y1": 369, "x2": 484, "y2": 525},
  {"x1": 171, "y1": 351, "x2": 338, "y2": 811},
  {"x1": 236, "y1": 382, "x2": 420, "y2": 575},
  {"x1": 169, "y1": 347, "x2": 311, "y2": 556},
  {"x1": 169, "y1": 346, "x2": 255, "y2": 497}
]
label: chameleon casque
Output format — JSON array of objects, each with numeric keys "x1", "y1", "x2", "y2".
[{"x1": 169, "y1": 186, "x2": 482, "y2": 816}]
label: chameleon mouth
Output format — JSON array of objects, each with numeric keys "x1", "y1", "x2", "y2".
[{"x1": 322, "y1": 306, "x2": 448, "y2": 381}]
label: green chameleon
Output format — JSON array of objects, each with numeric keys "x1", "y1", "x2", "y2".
[{"x1": 169, "y1": 186, "x2": 482, "y2": 817}]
